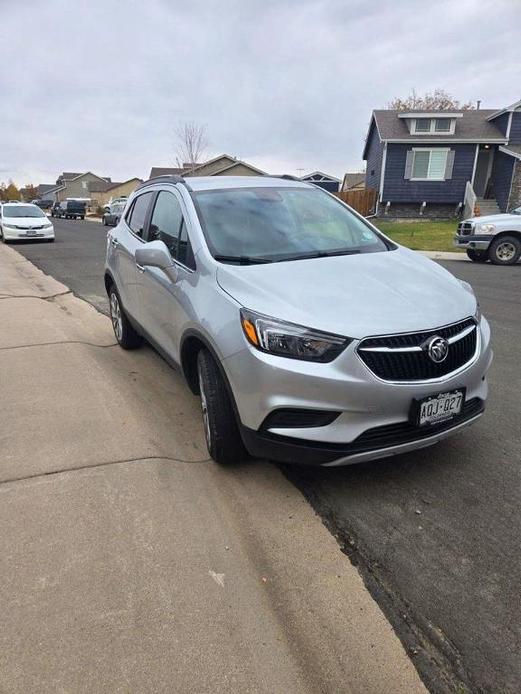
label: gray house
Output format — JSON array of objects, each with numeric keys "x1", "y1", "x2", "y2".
[{"x1": 363, "y1": 99, "x2": 521, "y2": 218}]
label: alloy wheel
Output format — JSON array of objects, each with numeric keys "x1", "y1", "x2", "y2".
[
  {"x1": 496, "y1": 242, "x2": 516, "y2": 262},
  {"x1": 198, "y1": 360, "x2": 211, "y2": 447},
  {"x1": 110, "y1": 292, "x2": 123, "y2": 342}
]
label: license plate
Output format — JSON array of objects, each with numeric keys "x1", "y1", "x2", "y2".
[
  {"x1": 25, "y1": 229, "x2": 37, "y2": 236},
  {"x1": 414, "y1": 389, "x2": 464, "y2": 426}
]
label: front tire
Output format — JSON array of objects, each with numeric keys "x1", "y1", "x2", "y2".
[
  {"x1": 109, "y1": 287, "x2": 142, "y2": 349},
  {"x1": 466, "y1": 248, "x2": 489, "y2": 263},
  {"x1": 489, "y1": 235, "x2": 521, "y2": 266},
  {"x1": 197, "y1": 349, "x2": 248, "y2": 464}
]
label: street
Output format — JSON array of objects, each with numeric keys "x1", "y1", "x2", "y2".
[{"x1": 11, "y1": 217, "x2": 521, "y2": 693}]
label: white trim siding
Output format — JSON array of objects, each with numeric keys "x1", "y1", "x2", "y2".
[
  {"x1": 470, "y1": 144, "x2": 480, "y2": 186},
  {"x1": 379, "y1": 142, "x2": 388, "y2": 201},
  {"x1": 507, "y1": 112, "x2": 514, "y2": 139}
]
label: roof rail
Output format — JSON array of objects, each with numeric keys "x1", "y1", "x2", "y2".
[{"x1": 137, "y1": 175, "x2": 193, "y2": 193}]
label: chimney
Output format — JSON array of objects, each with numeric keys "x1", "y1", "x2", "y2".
[{"x1": 476, "y1": 100, "x2": 481, "y2": 110}]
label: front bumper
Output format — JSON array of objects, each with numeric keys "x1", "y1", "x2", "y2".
[
  {"x1": 454, "y1": 234, "x2": 493, "y2": 250},
  {"x1": 240, "y1": 398, "x2": 484, "y2": 465},
  {"x1": 224, "y1": 317, "x2": 492, "y2": 466},
  {"x1": 2, "y1": 227, "x2": 54, "y2": 240}
]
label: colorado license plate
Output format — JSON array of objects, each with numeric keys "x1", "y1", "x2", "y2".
[{"x1": 415, "y1": 389, "x2": 464, "y2": 426}]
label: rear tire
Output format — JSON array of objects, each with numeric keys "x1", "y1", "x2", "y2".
[
  {"x1": 466, "y1": 248, "x2": 489, "y2": 263},
  {"x1": 197, "y1": 349, "x2": 248, "y2": 464},
  {"x1": 108, "y1": 286, "x2": 142, "y2": 349},
  {"x1": 489, "y1": 235, "x2": 521, "y2": 266}
]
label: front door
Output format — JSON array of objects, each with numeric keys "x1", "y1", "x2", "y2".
[
  {"x1": 112, "y1": 191, "x2": 154, "y2": 321},
  {"x1": 137, "y1": 189, "x2": 196, "y2": 363},
  {"x1": 473, "y1": 148, "x2": 492, "y2": 197}
]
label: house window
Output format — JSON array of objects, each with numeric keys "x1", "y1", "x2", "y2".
[
  {"x1": 411, "y1": 149, "x2": 449, "y2": 180},
  {"x1": 434, "y1": 118, "x2": 451, "y2": 132},
  {"x1": 414, "y1": 119, "x2": 431, "y2": 133},
  {"x1": 82, "y1": 181, "x2": 88, "y2": 190},
  {"x1": 412, "y1": 118, "x2": 455, "y2": 134}
]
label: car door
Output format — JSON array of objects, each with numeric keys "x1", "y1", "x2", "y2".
[
  {"x1": 136, "y1": 188, "x2": 196, "y2": 363},
  {"x1": 109, "y1": 191, "x2": 154, "y2": 322}
]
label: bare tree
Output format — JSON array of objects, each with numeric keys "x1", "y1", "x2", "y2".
[
  {"x1": 174, "y1": 121, "x2": 209, "y2": 173},
  {"x1": 387, "y1": 88, "x2": 475, "y2": 111}
]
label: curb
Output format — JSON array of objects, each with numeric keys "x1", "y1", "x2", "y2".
[{"x1": 418, "y1": 251, "x2": 468, "y2": 262}]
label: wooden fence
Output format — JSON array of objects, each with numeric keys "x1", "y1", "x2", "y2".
[{"x1": 333, "y1": 188, "x2": 377, "y2": 217}]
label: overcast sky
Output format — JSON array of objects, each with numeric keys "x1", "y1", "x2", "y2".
[{"x1": 2, "y1": 0, "x2": 520, "y2": 186}]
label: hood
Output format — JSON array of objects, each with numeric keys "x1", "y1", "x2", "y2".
[
  {"x1": 466, "y1": 213, "x2": 520, "y2": 224},
  {"x1": 216, "y1": 247, "x2": 477, "y2": 339},
  {"x1": 3, "y1": 215, "x2": 50, "y2": 227}
]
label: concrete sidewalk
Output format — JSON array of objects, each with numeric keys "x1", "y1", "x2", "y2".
[{"x1": 0, "y1": 244, "x2": 425, "y2": 694}]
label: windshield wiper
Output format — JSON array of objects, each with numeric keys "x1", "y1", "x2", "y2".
[
  {"x1": 213, "y1": 254, "x2": 273, "y2": 265},
  {"x1": 275, "y1": 249, "x2": 361, "y2": 262}
]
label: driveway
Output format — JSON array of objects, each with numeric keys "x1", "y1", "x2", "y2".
[{"x1": 12, "y1": 218, "x2": 521, "y2": 693}]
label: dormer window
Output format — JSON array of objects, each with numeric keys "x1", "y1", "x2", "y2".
[{"x1": 411, "y1": 117, "x2": 456, "y2": 135}]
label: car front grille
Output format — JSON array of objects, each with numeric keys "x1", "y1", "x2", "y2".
[
  {"x1": 457, "y1": 222, "x2": 473, "y2": 236},
  {"x1": 352, "y1": 397, "x2": 484, "y2": 451},
  {"x1": 357, "y1": 318, "x2": 478, "y2": 381}
]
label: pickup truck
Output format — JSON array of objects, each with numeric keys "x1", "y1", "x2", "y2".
[{"x1": 454, "y1": 206, "x2": 521, "y2": 265}]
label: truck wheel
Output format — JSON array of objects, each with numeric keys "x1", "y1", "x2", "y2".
[
  {"x1": 80, "y1": 216, "x2": 85, "y2": 220},
  {"x1": 197, "y1": 348, "x2": 248, "y2": 464},
  {"x1": 489, "y1": 236, "x2": 521, "y2": 266},
  {"x1": 466, "y1": 249, "x2": 489, "y2": 263}
]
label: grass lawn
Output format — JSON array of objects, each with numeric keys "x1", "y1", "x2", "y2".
[{"x1": 373, "y1": 220, "x2": 462, "y2": 253}]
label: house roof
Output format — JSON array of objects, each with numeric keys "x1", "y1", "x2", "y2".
[
  {"x1": 341, "y1": 172, "x2": 366, "y2": 189},
  {"x1": 105, "y1": 178, "x2": 142, "y2": 191},
  {"x1": 149, "y1": 167, "x2": 186, "y2": 178},
  {"x1": 499, "y1": 144, "x2": 521, "y2": 160},
  {"x1": 364, "y1": 109, "x2": 508, "y2": 158},
  {"x1": 60, "y1": 172, "x2": 83, "y2": 180},
  {"x1": 37, "y1": 183, "x2": 59, "y2": 196},
  {"x1": 486, "y1": 99, "x2": 521, "y2": 121},
  {"x1": 205, "y1": 159, "x2": 267, "y2": 176},
  {"x1": 301, "y1": 171, "x2": 341, "y2": 182}
]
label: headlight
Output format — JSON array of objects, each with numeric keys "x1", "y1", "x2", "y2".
[
  {"x1": 240, "y1": 309, "x2": 351, "y2": 362},
  {"x1": 3, "y1": 224, "x2": 17, "y2": 230},
  {"x1": 477, "y1": 223, "x2": 495, "y2": 234},
  {"x1": 459, "y1": 281, "x2": 480, "y2": 320},
  {"x1": 43, "y1": 221, "x2": 53, "y2": 228}
]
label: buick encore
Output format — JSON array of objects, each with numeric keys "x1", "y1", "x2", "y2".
[{"x1": 104, "y1": 176, "x2": 492, "y2": 466}]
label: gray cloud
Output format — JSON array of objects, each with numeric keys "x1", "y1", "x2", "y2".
[{"x1": 2, "y1": 0, "x2": 520, "y2": 185}]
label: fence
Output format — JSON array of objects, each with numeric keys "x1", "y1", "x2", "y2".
[{"x1": 333, "y1": 188, "x2": 377, "y2": 217}]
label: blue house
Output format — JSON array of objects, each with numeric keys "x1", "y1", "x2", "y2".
[
  {"x1": 300, "y1": 171, "x2": 341, "y2": 192},
  {"x1": 363, "y1": 99, "x2": 521, "y2": 218}
]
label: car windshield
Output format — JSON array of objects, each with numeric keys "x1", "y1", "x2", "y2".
[
  {"x1": 512, "y1": 207, "x2": 521, "y2": 215},
  {"x1": 193, "y1": 187, "x2": 391, "y2": 263},
  {"x1": 2, "y1": 204, "x2": 46, "y2": 218}
]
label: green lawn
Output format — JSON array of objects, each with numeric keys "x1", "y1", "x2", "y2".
[{"x1": 373, "y1": 220, "x2": 462, "y2": 253}]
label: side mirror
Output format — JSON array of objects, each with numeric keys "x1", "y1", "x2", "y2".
[{"x1": 135, "y1": 240, "x2": 179, "y2": 282}]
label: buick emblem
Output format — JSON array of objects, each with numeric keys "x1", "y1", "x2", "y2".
[{"x1": 424, "y1": 336, "x2": 449, "y2": 363}]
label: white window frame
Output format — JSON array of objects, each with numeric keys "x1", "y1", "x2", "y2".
[
  {"x1": 411, "y1": 148, "x2": 450, "y2": 181},
  {"x1": 412, "y1": 118, "x2": 455, "y2": 135}
]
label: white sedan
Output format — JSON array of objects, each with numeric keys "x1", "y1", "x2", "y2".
[{"x1": 0, "y1": 202, "x2": 55, "y2": 242}]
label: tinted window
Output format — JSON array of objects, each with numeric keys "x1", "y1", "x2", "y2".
[
  {"x1": 194, "y1": 187, "x2": 389, "y2": 262},
  {"x1": 127, "y1": 192, "x2": 153, "y2": 237},
  {"x1": 148, "y1": 191, "x2": 183, "y2": 254},
  {"x1": 177, "y1": 220, "x2": 196, "y2": 269}
]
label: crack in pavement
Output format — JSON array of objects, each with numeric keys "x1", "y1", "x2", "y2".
[
  {"x1": 0, "y1": 290, "x2": 72, "y2": 301},
  {"x1": 0, "y1": 339, "x2": 118, "y2": 352},
  {"x1": 0, "y1": 455, "x2": 212, "y2": 488}
]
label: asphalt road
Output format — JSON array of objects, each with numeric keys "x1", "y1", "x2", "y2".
[{"x1": 12, "y1": 217, "x2": 521, "y2": 693}]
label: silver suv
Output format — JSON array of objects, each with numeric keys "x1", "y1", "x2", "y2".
[{"x1": 104, "y1": 175, "x2": 492, "y2": 466}]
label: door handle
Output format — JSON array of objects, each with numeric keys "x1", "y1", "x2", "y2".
[
  {"x1": 110, "y1": 237, "x2": 119, "y2": 247},
  {"x1": 136, "y1": 263, "x2": 146, "y2": 273}
]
